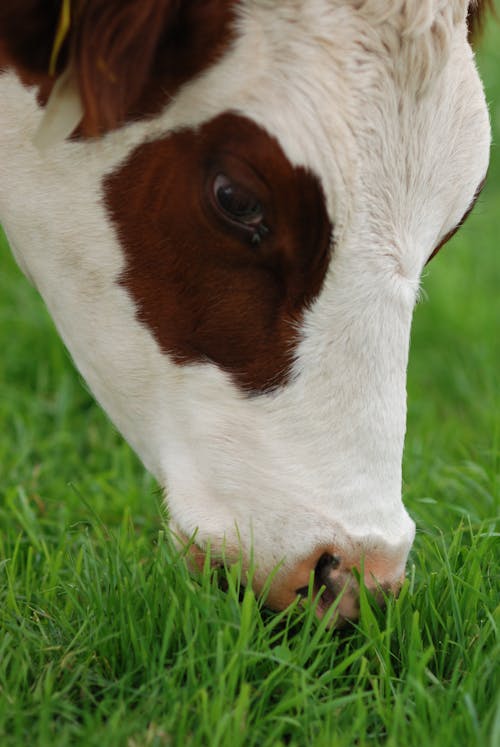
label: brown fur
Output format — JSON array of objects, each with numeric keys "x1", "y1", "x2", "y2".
[
  {"x1": 0, "y1": 0, "x2": 236, "y2": 134},
  {"x1": 0, "y1": 1, "x2": 62, "y2": 74},
  {"x1": 73, "y1": 0, "x2": 237, "y2": 135},
  {"x1": 105, "y1": 114, "x2": 332, "y2": 392}
]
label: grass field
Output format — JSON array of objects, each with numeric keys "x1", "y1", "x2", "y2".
[{"x1": 1, "y1": 23, "x2": 499, "y2": 747}]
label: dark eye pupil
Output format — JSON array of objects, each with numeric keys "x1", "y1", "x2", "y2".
[{"x1": 214, "y1": 174, "x2": 263, "y2": 225}]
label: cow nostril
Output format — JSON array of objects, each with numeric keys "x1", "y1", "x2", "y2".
[
  {"x1": 315, "y1": 552, "x2": 341, "y2": 579},
  {"x1": 314, "y1": 553, "x2": 341, "y2": 609},
  {"x1": 295, "y1": 585, "x2": 310, "y2": 598},
  {"x1": 290, "y1": 551, "x2": 403, "y2": 626},
  {"x1": 294, "y1": 553, "x2": 342, "y2": 604}
]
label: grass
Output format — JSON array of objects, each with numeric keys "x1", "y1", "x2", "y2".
[{"x1": 1, "y1": 24, "x2": 499, "y2": 747}]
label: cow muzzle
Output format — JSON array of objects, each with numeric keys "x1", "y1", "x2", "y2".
[
  {"x1": 295, "y1": 552, "x2": 401, "y2": 624},
  {"x1": 179, "y1": 526, "x2": 412, "y2": 628},
  {"x1": 261, "y1": 540, "x2": 411, "y2": 626}
]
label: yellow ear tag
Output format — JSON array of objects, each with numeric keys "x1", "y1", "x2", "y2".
[
  {"x1": 34, "y1": 1, "x2": 82, "y2": 151},
  {"x1": 49, "y1": 0, "x2": 72, "y2": 76}
]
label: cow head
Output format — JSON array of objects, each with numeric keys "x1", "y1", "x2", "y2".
[{"x1": 0, "y1": 0, "x2": 491, "y2": 623}]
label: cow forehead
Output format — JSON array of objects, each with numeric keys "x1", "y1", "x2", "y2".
[
  {"x1": 239, "y1": 2, "x2": 482, "y2": 177},
  {"x1": 89, "y1": 0, "x2": 489, "y2": 396},
  {"x1": 103, "y1": 4, "x2": 487, "y2": 279},
  {"x1": 119, "y1": 0, "x2": 485, "y2": 217}
]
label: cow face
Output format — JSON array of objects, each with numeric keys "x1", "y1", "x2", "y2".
[{"x1": 0, "y1": 0, "x2": 490, "y2": 622}]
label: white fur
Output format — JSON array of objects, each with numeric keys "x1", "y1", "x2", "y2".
[{"x1": 0, "y1": 0, "x2": 490, "y2": 596}]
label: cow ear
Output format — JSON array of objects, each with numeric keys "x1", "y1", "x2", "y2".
[
  {"x1": 467, "y1": 0, "x2": 496, "y2": 44},
  {"x1": 0, "y1": 1, "x2": 179, "y2": 133},
  {"x1": 2, "y1": 1, "x2": 233, "y2": 139},
  {"x1": 0, "y1": 1, "x2": 62, "y2": 79},
  {"x1": 73, "y1": 0, "x2": 180, "y2": 136}
]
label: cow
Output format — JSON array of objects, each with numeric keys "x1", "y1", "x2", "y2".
[{"x1": 0, "y1": 1, "x2": 492, "y2": 625}]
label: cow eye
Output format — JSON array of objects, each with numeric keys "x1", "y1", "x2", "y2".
[{"x1": 213, "y1": 173, "x2": 264, "y2": 226}]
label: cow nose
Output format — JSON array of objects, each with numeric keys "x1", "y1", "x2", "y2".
[
  {"x1": 295, "y1": 553, "x2": 364, "y2": 622},
  {"x1": 273, "y1": 551, "x2": 404, "y2": 626},
  {"x1": 173, "y1": 523, "x2": 408, "y2": 627}
]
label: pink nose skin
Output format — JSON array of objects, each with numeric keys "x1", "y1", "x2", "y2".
[
  {"x1": 263, "y1": 550, "x2": 405, "y2": 626},
  {"x1": 179, "y1": 532, "x2": 404, "y2": 627}
]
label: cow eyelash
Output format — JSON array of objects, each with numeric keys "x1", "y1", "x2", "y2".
[{"x1": 250, "y1": 222, "x2": 270, "y2": 246}]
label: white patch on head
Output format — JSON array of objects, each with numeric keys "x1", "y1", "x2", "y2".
[{"x1": 0, "y1": 0, "x2": 490, "y2": 598}]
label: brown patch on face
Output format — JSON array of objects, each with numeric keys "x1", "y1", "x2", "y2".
[{"x1": 105, "y1": 113, "x2": 332, "y2": 392}]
